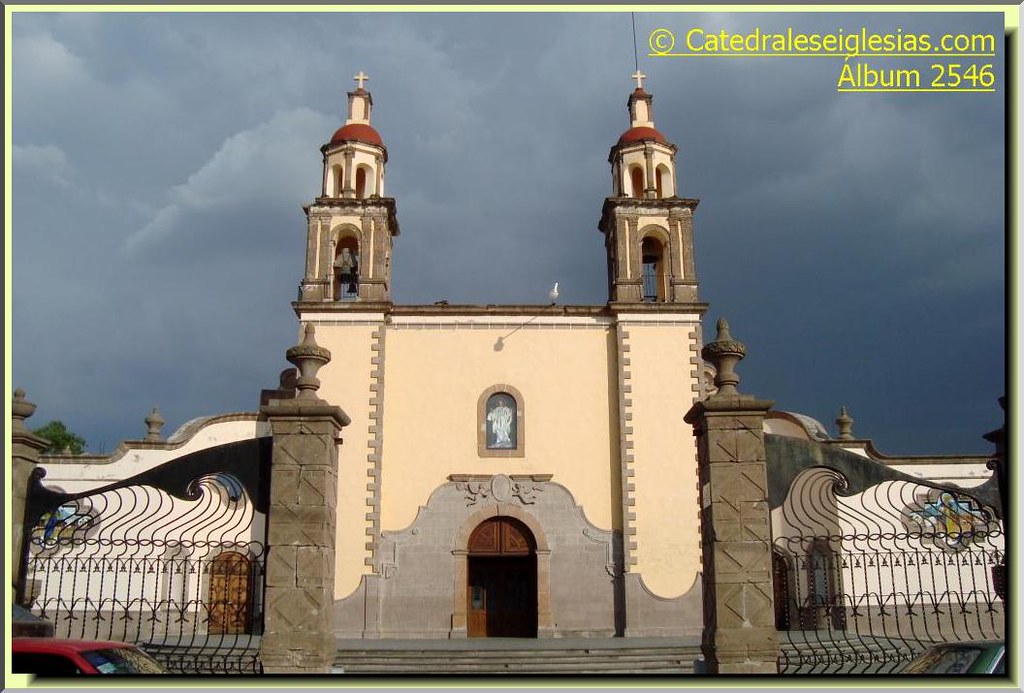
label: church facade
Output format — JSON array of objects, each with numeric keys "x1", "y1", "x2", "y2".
[
  {"x1": 16, "y1": 72, "x2": 1002, "y2": 672},
  {"x1": 297, "y1": 73, "x2": 707, "y2": 638}
]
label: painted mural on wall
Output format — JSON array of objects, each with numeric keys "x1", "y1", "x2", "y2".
[{"x1": 903, "y1": 490, "x2": 992, "y2": 552}]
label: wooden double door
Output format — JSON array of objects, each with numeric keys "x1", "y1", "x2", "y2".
[{"x1": 466, "y1": 517, "x2": 537, "y2": 638}]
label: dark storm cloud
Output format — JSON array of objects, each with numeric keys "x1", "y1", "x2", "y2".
[{"x1": 10, "y1": 10, "x2": 1006, "y2": 455}]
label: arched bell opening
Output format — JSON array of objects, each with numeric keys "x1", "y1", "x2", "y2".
[
  {"x1": 640, "y1": 236, "x2": 666, "y2": 302},
  {"x1": 355, "y1": 165, "x2": 372, "y2": 199},
  {"x1": 333, "y1": 236, "x2": 360, "y2": 301},
  {"x1": 655, "y1": 164, "x2": 673, "y2": 198},
  {"x1": 326, "y1": 164, "x2": 343, "y2": 198},
  {"x1": 629, "y1": 166, "x2": 644, "y2": 199}
]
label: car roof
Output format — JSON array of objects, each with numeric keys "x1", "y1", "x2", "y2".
[
  {"x1": 12, "y1": 638, "x2": 134, "y2": 654},
  {"x1": 928, "y1": 640, "x2": 1003, "y2": 649}
]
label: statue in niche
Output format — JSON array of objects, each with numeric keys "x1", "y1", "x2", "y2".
[
  {"x1": 334, "y1": 247, "x2": 358, "y2": 294},
  {"x1": 486, "y1": 394, "x2": 516, "y2": 449}
]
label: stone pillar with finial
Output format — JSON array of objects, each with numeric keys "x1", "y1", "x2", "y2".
[
  {"x1": 145, "y1": 406, "x2": 166, "y2": 442},
  {"x1": 684, "y1": 319, "x2": 779, "y2": 674},
  {"x1": 259, "y1": 324, "x2": 350, "y2": 674},
  {"x1": 835, "y1": 406, "x2": 855, "y2": 440},
  {"x1": 11, "y1": 389, "x2": 51, "y2": 597}
]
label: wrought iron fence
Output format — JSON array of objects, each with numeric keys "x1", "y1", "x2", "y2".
[
  {"x1": 772, "y1": 466, "x2": 1004, "y2": 674},
  {"x1": 19, "y1": 439, "x2": 271, "y2": 674}
]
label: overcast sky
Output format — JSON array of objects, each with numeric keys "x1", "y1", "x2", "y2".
[{"x1": 10, "y1": 10, "x2": 1006, "y2": 456}]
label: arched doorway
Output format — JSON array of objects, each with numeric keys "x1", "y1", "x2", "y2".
[
  {"x1": 466, "y1": 516, "x2": 537, "y2": 637},
  {"x1": 772, "y1": 549, "x2": 792, "y2": 631},
  {"x1": 207, "y1": 551, "x2": 253, "y2": 634}
]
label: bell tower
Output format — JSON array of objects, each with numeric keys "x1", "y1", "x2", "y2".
[
  {"x1": 298, "y1": 71, "x2": 399, "y2": 304},
  {"x1": 599, "y1": 72, "x2": 699, "y2": 305}
]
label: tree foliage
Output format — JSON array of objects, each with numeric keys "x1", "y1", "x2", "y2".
[{"x1": 32, "y1": 420, "x2": 87, "y2": 455}]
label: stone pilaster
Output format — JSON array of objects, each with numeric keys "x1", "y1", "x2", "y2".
[
  {"x1": 10, "y1": 390, "x2": 50, "y2": 598},
  {"x1": 684, "y1": 319, "x2": 779, "y2": 674},
  {"x1": 259, "y1": 325, "x2": 350, "y2": 673}
]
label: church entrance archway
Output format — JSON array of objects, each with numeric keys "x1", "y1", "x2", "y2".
[{"x1": 466, "y1": 516, "x2": 537, "y2": 638}]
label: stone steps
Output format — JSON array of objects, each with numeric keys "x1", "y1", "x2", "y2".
[{"x1": 333, "y1": 640, "x2": 702, "y2": 675}]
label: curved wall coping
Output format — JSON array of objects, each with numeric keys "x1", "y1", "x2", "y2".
[{"x1": 39, "y1": 413, "x2": 270, "y2": 492}]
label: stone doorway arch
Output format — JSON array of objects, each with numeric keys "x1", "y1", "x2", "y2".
[{"x1": 452, "y1": 505, "x2": 554, "y2": 638}]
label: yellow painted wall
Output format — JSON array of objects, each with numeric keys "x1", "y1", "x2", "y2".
[
  {"x1": 378, "y1": 321, "x2": 621, "y2": 534},
  {"x1": 625, "y1": 322, "x2": 702, "y2": 597},
  {"x1": 310, "y1": 312, "x2": 702, "y2": 601},
  {"x1": 308, "y1": 318, "x2": 381, "y2": 599}
]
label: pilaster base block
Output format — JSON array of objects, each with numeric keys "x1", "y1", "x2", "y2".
[
  {"x1": 712, "y1": 657, "x2": 780, "y2": 675},
  {"x1": 703, "y1": 625, "x2": 780, "y2": 674},
  {"x1": 259, "y1": 631, "x2": 334, "y2": 674}
]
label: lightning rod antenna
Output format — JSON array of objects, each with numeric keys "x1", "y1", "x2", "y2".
[{"x1": 631, "y1": 13, "x2": 639, "y2": 73}]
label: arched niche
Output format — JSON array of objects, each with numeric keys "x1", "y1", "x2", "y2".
[{"x1": 477, "y1": 385, "x2": 525, "y2": 458}]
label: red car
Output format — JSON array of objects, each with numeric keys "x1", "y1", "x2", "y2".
[{"x1": 11, "y1": 638, "x2": 168, "y2": 675}]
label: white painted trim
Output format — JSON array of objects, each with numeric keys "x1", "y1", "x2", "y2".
[
  {"x1": 300, "y1": 312, "x2": 387, "y2": 323},
  {"x1": 615, "y1": 313, "x2": 702, "y2": 323},
  {"x1": 390, "y1": 314, "x2": 613, "y2": 327}
]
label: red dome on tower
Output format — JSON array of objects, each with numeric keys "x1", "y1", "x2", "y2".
[
  {"x1": 617, "y1": 126, "x2": 668, "y2": 146},
  {"x1": 330, "y1": 122, "x2": 383, "y2": 146}
]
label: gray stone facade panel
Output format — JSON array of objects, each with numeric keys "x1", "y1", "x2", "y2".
[{"x1": 332, "y1": 475, "x2": 701, "y2": 639}]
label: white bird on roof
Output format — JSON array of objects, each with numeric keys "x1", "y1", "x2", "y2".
[{"x1": 548, "y1": 282, "x2": 559, "y2": 303}]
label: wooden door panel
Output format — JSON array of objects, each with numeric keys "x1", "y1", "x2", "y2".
[
  {"x1": 468, "y1": 557, "x2": 536, "y2": 638},
  {"x1": 208, "y1": 552, "x2": 251, "y2": 635},
  {"x1": 468, "y1": 520, "x2": 500, "y2": 554},
  {"x1": 468, "y1": 518, "x2": 534, "y2": 556},
  {"x1": 467, "y1": 581, "x2": 487, "y2": 637},
  {"x1": 502, "y1": 522, "x2": 531, "y2": 554}
]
